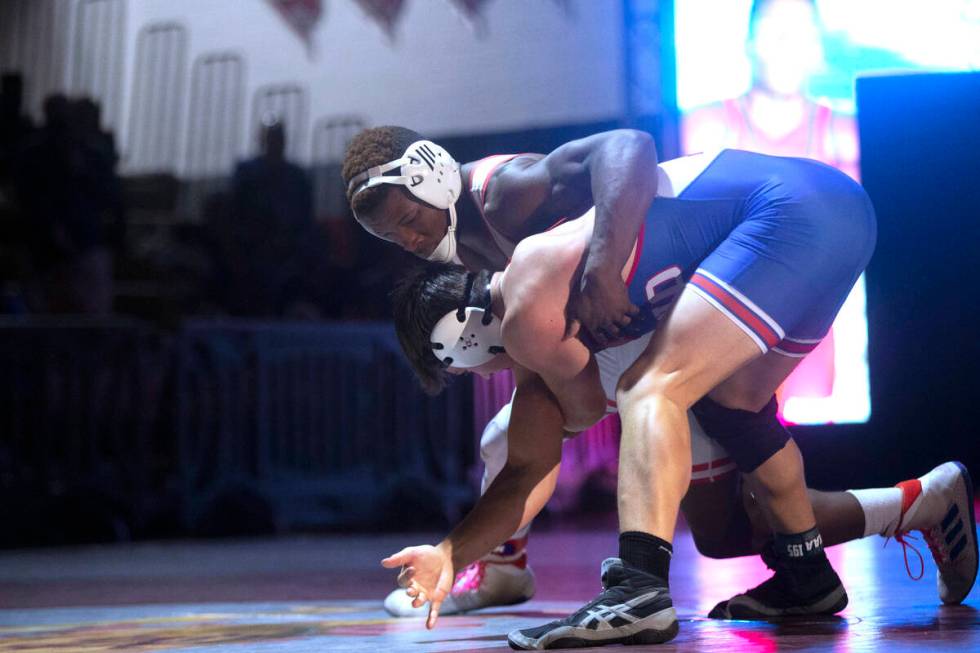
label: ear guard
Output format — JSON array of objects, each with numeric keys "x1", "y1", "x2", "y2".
[
  {"x1": 430, "y1": 306, "x2": 505, "y2": 369},
  {"x1": 347, "y1": 140, "x2": 462, "y2": 263}
]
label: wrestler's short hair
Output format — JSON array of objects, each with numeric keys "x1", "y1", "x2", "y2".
[
  {"x1": 392, "y1": 263, "x2": 492, "y2": 395},
  {"x1": 342, "y1": 125, "x2": 424, "y2": 218}
]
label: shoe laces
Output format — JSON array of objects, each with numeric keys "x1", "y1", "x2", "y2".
[
  {"x1": 887, "y1": 531, "x2": 926, "y2": 581},
  {"x1": 451, "y1": 560, "x2": 487, "y2": 595}
]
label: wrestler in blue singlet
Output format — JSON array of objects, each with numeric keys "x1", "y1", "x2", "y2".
[{"x1": 620, "y1": 149, "x2": 876, "y2": 358}]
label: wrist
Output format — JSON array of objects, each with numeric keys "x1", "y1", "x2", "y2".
[
  {"x1": 438, "y1": 539, "x2": 458, "y2": 568},
  {"x1": 583, "y1": 258, "x2": 619, "y2": 280}
]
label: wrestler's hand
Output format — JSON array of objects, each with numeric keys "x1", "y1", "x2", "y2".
[
  {"x1": 382, "y1": 543, "x2": 455, "y2": 629},
  {"x1": 567, "y1": 264, "x2": 638, "y2": 349}
]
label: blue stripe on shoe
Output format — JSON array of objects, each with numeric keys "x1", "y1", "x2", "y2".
[
  {"x1": 946, "y1": 519, "x2": 964, "y2": 546},
  {"x1": 942, "y1": 503, "x2": 960, "y2": 531},
  {"x1": 950, "y1": 535, "x2": 967, "y2": 561}
]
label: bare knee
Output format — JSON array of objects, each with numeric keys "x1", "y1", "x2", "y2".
[{"x1": 616, "y1": 365, "x2": 694, "y2": 412}]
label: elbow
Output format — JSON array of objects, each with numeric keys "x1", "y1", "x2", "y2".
[
  {"x1": 563, "y1": 396, "x2": 607, "y2": 433},
  {"x1": 617, "y1": 129, "x2": 656, "y2": 158}
]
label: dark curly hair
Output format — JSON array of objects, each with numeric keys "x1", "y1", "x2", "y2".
[
  {"x1": 392, "y1": 263, "x2": 493, "y2": 395},
  {"x1": 341, "y1": 125, "x2": 423, "y2": 218}
]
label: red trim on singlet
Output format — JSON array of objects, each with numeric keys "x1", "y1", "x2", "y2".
[
  {"x1": 689, "y1": 272, "x2": 781, "y2": 347},
  {"x1": 623, "y1": 224, "x2": 646, "y2": 286},
  {"x1": 480, "y1": 161, "x2": 502, "y2": 200},
  {"x1": 691, "y1": 457, "x2": 734, "y2": 473},
  {"x1": 690, "y1": 468, "x2": 736, "y2": 485},
  {"x1": 774, "y1": 338, "x2": 820, "y2": 356}
]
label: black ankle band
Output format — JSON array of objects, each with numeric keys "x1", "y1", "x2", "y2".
[
  {"x1": 774, "y1": 526, "x2": 825, "y2": 560},
  {"x1": 619, "y1": 531, "x2": 673, "y2": 581}
]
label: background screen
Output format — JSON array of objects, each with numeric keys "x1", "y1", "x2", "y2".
[{"x1": 674, "y1": 0, "x2": 979, "y2": 424}]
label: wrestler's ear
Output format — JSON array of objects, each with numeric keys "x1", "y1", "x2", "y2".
[{"x1": 563, "y1": 317, "x2": 581, "y2": 340}]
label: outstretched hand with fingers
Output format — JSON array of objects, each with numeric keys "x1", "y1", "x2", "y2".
[{"x1": 382, "y1": 544, "x2": 455, "y2": 629}]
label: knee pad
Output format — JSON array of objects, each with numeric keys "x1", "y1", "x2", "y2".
[{"x1": 691, "y1": 395, "x2": 789, "y2": 473}]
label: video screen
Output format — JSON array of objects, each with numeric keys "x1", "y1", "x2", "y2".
[{"x1": 674, "y1": 0, "x2": 979, "y2": 424}]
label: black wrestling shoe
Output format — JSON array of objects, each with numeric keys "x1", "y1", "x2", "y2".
[
  {"x1": 709, "y1": 548, "x2": 847, "y2": 619},
  {"x1": 507, "y1": 558, "x2": 678, "y2": 650}
]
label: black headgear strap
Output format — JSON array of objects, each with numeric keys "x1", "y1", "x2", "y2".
[{"x1": 455, "y1": 272, "x2": 494, "y2": 325}]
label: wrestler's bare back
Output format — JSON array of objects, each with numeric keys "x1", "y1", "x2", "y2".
[{"x1": 493, "y1": 210, "x2": 639, "y2": 429}]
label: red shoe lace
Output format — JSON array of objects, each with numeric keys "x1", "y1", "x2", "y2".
[
  {"x1": 451, "y1": 560, "x2": 487, "y2": 595},
  {"x1": 888, "y1": 531, "x2": 926, "y2": 581}
]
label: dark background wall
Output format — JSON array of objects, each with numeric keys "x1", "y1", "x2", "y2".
[{"x1": 794, "y1": 71, "x2": 980, "y2": 489}]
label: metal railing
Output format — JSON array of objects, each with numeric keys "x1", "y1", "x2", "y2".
[
  {"x1": 0, "y1": 318, "x2": 476, "y2": 541},
  {"x1": 175, "y1": 321, "x2": 474, "y2": 528}
]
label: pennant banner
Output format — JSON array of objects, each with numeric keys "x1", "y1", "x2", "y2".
[
  {"x1": 267, "y1": 0, "x2": 323, "y2": 54},
  {"x1": 448, "y1": 0, "x2": 494, "y2": 36},
  {"x1": 354, "y1": 0, "x2": 407, "y2": 39}
]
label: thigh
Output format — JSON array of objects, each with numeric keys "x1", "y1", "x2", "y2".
[
  {"x1": 709, "y1": 349, "x2": 803, "y2": 411},
  {"x1": 689, "y1": 164, "x2": 876, "y2": 351},
  {"x1": 617, "y1": 286, "x2": 762, "y2": 409}
]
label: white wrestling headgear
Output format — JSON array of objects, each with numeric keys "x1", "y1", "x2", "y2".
[
  {"x1": 347, "y1": 140, "x2": 462, "y2": 264},
  {"x1": 430, "y1": 274, "x2": 505, "y2": 369}
]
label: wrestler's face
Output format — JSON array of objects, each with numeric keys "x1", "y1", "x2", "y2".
[
  {"x1": 447, "y1": 352, "x2": 514, "y2": 380},
  {"x1": 749, "y1": 0, "x2": 823, "y2": 95},
  {"x1": 357, "y1": 188, "x2": 448, "y2": 259}
]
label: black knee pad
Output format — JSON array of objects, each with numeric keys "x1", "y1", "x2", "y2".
[{"x1": 691, "y1": 395, "x2": 789, "y2": 473}]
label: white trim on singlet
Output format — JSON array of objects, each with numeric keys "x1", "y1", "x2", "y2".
[
  {"x1": 656, "y1": 149, "x2": 722, "y2": 198},
  {"x1": 469, "y1": 154, "x2": 522, "y2": 257}
]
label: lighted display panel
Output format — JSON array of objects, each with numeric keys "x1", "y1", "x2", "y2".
[{"x1": 674, "y1": 0, "x2": 980, "y2": 424}]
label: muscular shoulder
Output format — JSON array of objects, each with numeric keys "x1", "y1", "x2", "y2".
[
  {"x1": 500, "y1": 244, "x2": 570, "y2": 371},
  {"x1": 502, "y1": 304, "x2": 567, "y2": 374},
  {"x1": 482, "y1": 154, "x2": 552, "y2": 238}
]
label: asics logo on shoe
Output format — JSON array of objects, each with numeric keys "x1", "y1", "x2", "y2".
[{"x1": 578, "y1": 591, "x2": 664, "y2": 631}]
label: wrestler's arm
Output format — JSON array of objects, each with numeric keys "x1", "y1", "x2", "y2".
[
  {"x1": 441, "y1": 367, "x2": 564, "y2": 568},
  {"x1": 486, "y1": 130, "x2": 658, "y2": 341},
  {"x1": 502, "y1": 263, "x2": 607, "y2": 431},
  {"x1": 382, "y1": 367, "x2": 564, "y2": 628},
  {"x1": 505, "y1": 320, "x2": 605, "y2": 432}
]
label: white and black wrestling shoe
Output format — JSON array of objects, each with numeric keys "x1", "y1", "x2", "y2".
[
  {"x1": 507, "y1": 558, "x2": 678, "y2": 650},
  {"x1": 890, "y1": 461, "x2": 978, "y2": 604}
]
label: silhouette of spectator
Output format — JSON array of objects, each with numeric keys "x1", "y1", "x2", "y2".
[
  {"x1": 0, "y1": 74, "x2": 34, "y2": 189},
  {"x1": 72, "y1": 97, "x2": 125, "y2": 253},
  {"x1": 13, "y1": 93, "x2": 118, "y2": 314},
  {"x1": 228, "y1": 117, "x2": 324, "y2": 318},
  {"x1": 0, "y1": 74, "x2": 37, "y2": 313}
]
